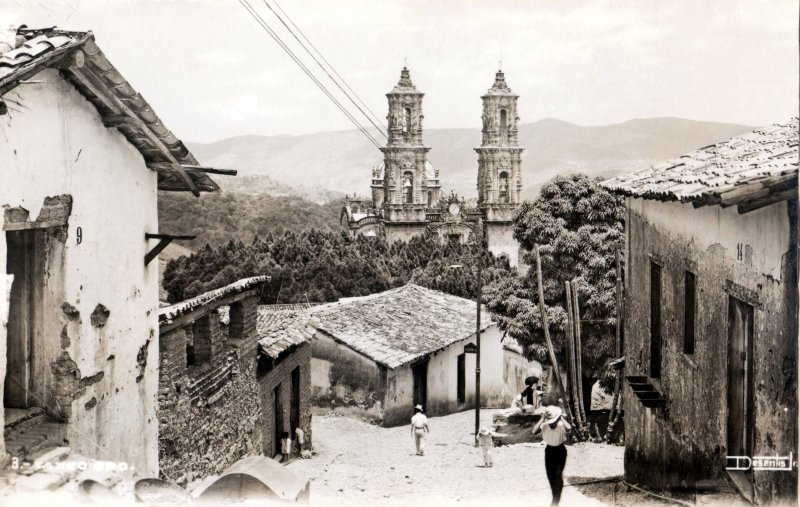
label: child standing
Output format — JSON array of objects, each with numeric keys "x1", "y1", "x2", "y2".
[
  {"x1": 475, "y1": 427, "x2": 496, "y2": 467},
  {"x1": 280, "y1": 431, "x2": 291, "y2": 462}
]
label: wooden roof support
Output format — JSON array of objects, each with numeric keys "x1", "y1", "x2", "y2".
[
  {"x1": 146, "y1": 163, "x2": 237, "y2": 176},
  {"x1": 67, "y1": 67, "x2": 200, "y2": 197},
  {"x1": 738, "y1": 187, "x2": 798, "y2": 214},
  {"x1": 144, "y1": 233, "x2": 196, "y2": 266}
]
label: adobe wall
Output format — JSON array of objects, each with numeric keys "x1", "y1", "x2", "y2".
[
  {"x1": 310, "y1": 331, "x2": 386, "y2": 422},
  {"x1": 0, "y1": 69, "x2": 159, "y2": 475},
  {"x1": 624, "y1": 197, "x2": 797, "y2": 504}
]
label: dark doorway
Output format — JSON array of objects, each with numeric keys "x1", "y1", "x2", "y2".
[
  {"x1": 412, "y1": 360, "x2": 428, "y2": 410},
  {"x1": 727, "y1": 296, "x2": 755, "y2": 461},
  {"x1": 273, "y1": 383, "x2": 283, "y2": 457},
  {"x1": 4, "y1": 229, "x2": 46, "y2": 409},
  {"x1": 456, "y1": 354, "x2": 465, "y2": 403},
  {"x1": 649, "y1": 261, "x2": 662, "y2": 379},
  {"x1": 290, "y1": 367, "x2": 300, "y2": 438}
]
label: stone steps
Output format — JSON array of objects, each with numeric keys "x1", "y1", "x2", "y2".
[
  {"x1": 4, "y1": 418, "x2": 68, "y2": 461},
  {"x1": 3, "y1": 408, "x2": 46, "y2": 437}
]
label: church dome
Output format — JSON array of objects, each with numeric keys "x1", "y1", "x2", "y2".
[{"x1": 425, "y1": 161, "x2": 436, "y2": 180}]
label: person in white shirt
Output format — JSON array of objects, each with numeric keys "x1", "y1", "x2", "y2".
[
  {"x1": 532, "y1": 405, "x2": 572, "y2": 506},
  {"x1": 410, "y1": 405, "x2": 429, "y2": 456}
]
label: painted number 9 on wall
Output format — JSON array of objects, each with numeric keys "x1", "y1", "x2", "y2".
[{"x1": 76, "y1": 226, "x2": 82, "y2": 245}]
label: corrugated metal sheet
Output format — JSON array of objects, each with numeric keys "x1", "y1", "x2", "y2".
[{"x1": 601, "y1": 118, "x2": 798, "y2": 209}]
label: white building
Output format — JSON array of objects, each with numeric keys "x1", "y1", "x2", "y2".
[
  {"x1": 0, "y1": 27, "x2": 224, "y2": 475},
  {"x1": 308, "y1": 284, "x2": 540, "y2": 426}
]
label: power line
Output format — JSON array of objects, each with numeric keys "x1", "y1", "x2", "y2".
[
  {"x1": 237, "y1": 0, "x2": 382, "y2": 149},
  {"x1": 264, "y1": 0, "x2": 387, "y2": 138}
]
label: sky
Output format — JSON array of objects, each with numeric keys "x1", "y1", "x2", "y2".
[{"x1": 0, "y1": 0, "x2": 797, "y2": 142}]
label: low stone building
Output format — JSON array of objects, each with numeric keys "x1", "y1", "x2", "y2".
[
  {"x1": 0, "y1": 26, "x2": 223, "y2": 475},
  {"x1": 157, "y1": 279, "x2": 313, "y2": 486},
  {"x1": 256, "y1": 304, "x2": 314, "y2": 459},
  {"x1": 308, "y1": 284, "x2": 540, "y2": 426},
  {"x1": 602, "y1": 118, "x2": 798, "y2": 504}
]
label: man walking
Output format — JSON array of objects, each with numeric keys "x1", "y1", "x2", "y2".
[
  {"x1": 532, "y1": 405, "x2": 572, "y2": 506},
  {"x1": 410, "y1": 405, "x2": 429, "y2": 456}
]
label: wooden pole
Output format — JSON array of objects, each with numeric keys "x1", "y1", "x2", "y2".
[
  {"x1": 534, "y1": 246, "x2": 581, "y2": 440},
  {"x1": 573, "y1": 284, "x2": 588, "y2": 433},
  {"x1": 565, "y1": 281, "x2": 581, "y2": 430},
  {"x1": 606, "y1": 249, "x2": 624, "y2": 442}
]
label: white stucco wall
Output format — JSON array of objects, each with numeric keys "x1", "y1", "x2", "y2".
[
  {"x1": 382, "y1": 325, "x2": 530, "y2": 425},
  {"x1": 486, "y1": 224, "x2": 520, "y2": 268},
  {"x1": 0, "y1": 274, "x2": 12, "y2": 466},
  {"x1": 0, "y1": 69, "x2": 160, "y2": 475}
]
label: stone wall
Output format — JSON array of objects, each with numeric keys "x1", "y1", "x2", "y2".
[
  {"x1": 157, "y1": 295, "x2": 265, "y2": 486},
  {"x1": 258, "y1": 343, "x2": 313, "y2": 458},
  {"x1": 623, "y1": 197, "x2": 797, "y2": 504}
]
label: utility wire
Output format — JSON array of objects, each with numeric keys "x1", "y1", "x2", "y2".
[
  {"x1": 264, "y1": 0, "x2": 388, "y2": 138},
  {"x1": 238, "y1": 0, "x2": 382, "y2": 149}
]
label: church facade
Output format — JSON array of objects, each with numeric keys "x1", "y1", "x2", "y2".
[{"x1": 341, "y1": 67, "x2": 524, "y2": 267}]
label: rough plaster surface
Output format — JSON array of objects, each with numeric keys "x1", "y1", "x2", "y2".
[{"x1": 623, "y1": 197, "x2": 797, "y2": 504}]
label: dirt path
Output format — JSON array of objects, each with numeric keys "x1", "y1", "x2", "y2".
[{"x1": 287, "y1": 409, "x2": 625, "y2": 507}]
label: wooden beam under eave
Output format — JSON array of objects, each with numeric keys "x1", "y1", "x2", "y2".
[
  {"x1": 738, "y1": 187, "x2": 798, "y2": 214},
  {"x1": 147, "y1": 162, "x2": 238, "y2": 176},
  {"x1": 66, "y1": 67, "x2": 200, "y2": 197}
]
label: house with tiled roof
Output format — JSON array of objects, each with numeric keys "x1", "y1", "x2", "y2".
[
  {"x1": 255, "y1": 304, "x2": 314, "y2": 459},
  {"x1": 601, "y1": 118, "x2": 798, "y2": 504},
  {"x1": 306, "y1": 284, "x2": 540, "y2": 426},
  {"x1": 0, "y1": 25, "x2": 233, "y2": 476}
]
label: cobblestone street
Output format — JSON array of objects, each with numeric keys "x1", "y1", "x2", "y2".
[{"x1": 288, "y1": 409, "x2": 625, "y2": 507}]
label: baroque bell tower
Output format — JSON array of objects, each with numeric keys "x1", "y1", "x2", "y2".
[
  {"x1": 380, "y1": 67, "x2": 439, "y2": 224},
  {"x1": 476, "y1": 69, "x2": 524, "y2": 267}
]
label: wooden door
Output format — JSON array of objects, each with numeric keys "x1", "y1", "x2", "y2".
[
  {"x1": 273, "y1": 383, "x2": 283, "y2": 457},
  {"x1": 412, "y1": 360, "x2": 428, "y2": 410},
  {"x1": 4, "y1": 230, "x2": 43, "y2": 409},
  {"x1": 727, "y1": 296, "x2": 754, "y2": 459},
  {"x1": 290, "y1": 367, "x2": 300, "y2": 436}
]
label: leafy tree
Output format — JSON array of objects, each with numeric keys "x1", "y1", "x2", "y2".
[{"x1": 484, "y1": 174, "x2": 624, "y2": 378}]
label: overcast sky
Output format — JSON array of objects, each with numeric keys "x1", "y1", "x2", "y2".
[{"x1": 1, "y1": 0, "x2": 797, "y2": 142}]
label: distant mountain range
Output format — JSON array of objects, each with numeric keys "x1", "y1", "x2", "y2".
[{"x1": 188, "y1": 117, "x2": 755, "y2": 202}]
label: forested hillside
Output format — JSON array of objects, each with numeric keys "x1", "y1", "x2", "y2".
[
  {"x1": 162, "y1": 230, "x2": 512, "y2": 304},
  {"x1": 157, "y1": 191, "x2": 342, "y2": 249}
]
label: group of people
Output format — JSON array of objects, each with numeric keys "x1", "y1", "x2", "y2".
[{"x1": 409, "y1": 377, "x2": 572, "y2": 507}]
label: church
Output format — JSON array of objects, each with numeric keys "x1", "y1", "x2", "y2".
[{"x1": 340, "y1": 67, "x2": 525, "y2": 267}]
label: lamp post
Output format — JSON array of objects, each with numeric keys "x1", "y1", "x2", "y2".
[
  {"x1": 451, "y1": 217, "x2": 483, "y2": 440},
  {"x1": 474, "y1": 218, "x2": 482, "y2": 441}
]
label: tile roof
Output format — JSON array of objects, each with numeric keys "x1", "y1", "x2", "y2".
[
  {"x1": 601, "y1": 118, "x2": 798, "y2": 213},
  {"x1": 159, "y1": 276, "x2": 270, "y2": 325},
  {"x1": 256, "y1": 306, "x2": 313, "y2": 359},
  {"x1": 0, "y1": 27, "x2": 222, "y2": 195},
  {"x1": 306, "y1": 284, "x2": 494, "y2": 369}
]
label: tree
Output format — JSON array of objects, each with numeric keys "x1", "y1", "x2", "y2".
[{"x1": 484, "y1": 174, "x2": 625, "y2": 379}]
